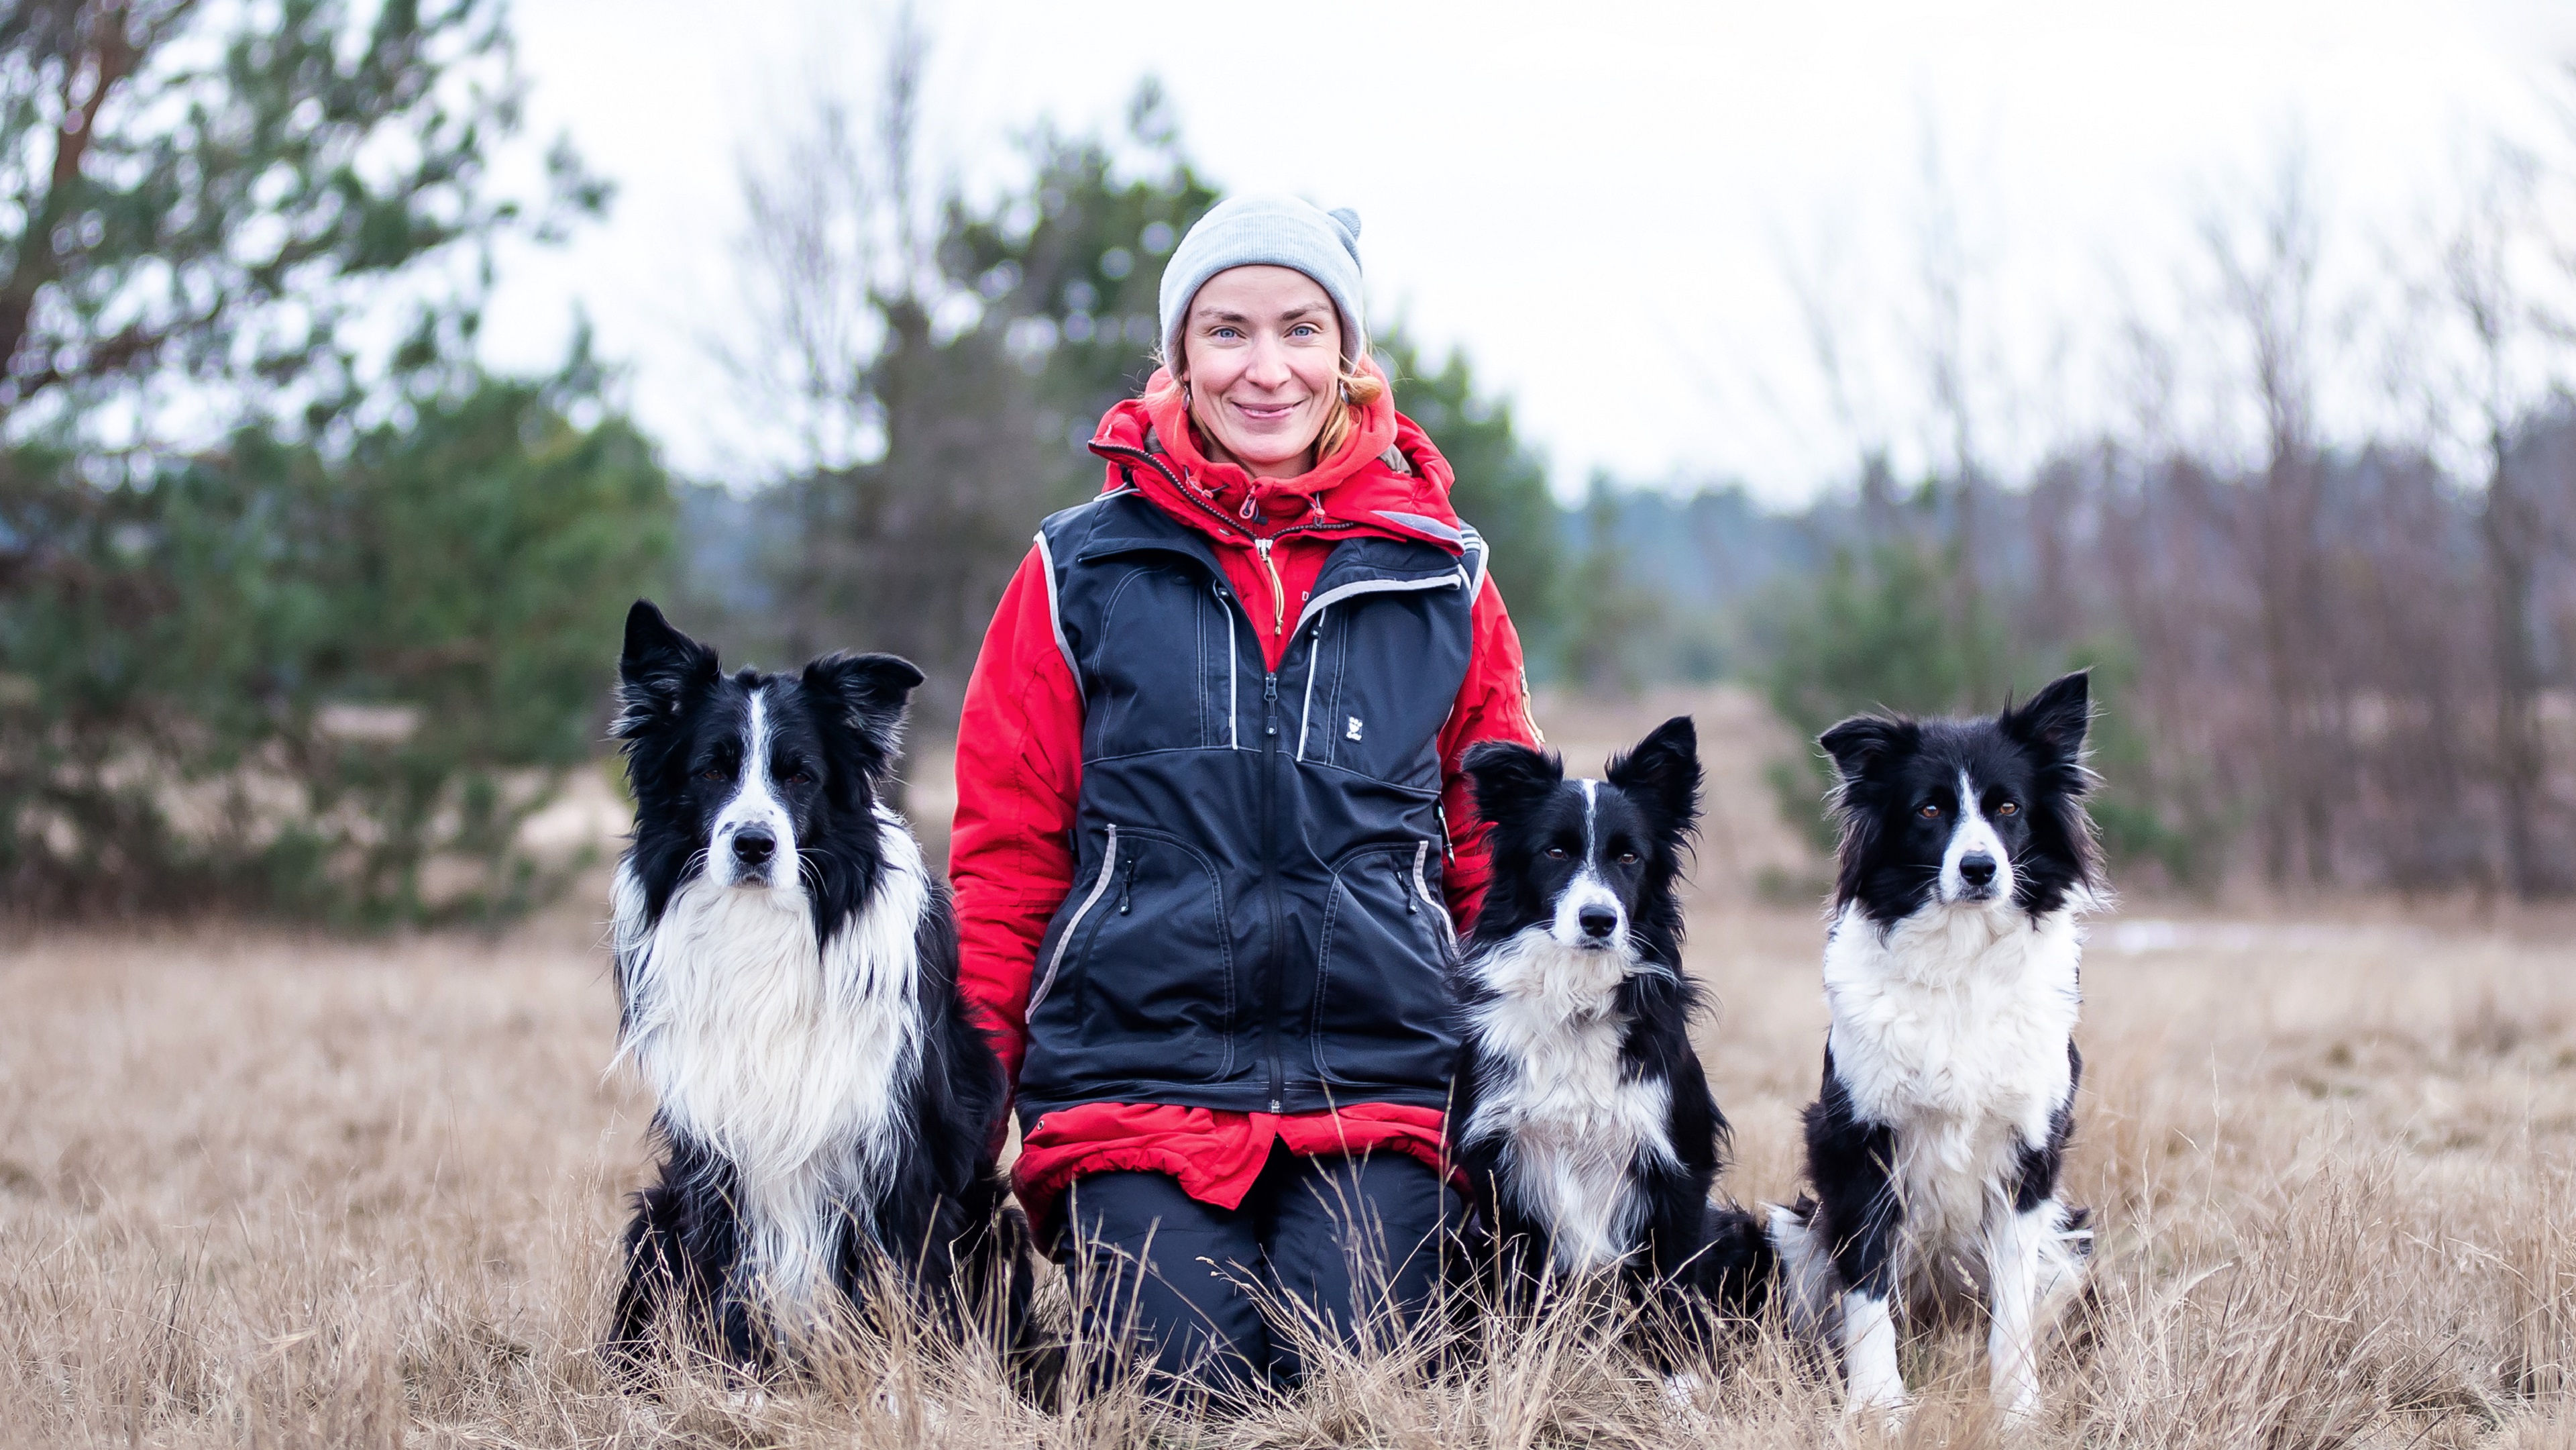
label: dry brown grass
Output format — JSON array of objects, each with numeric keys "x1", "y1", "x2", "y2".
[
  {"x1": 6, "y1": 898, "x2": 2574, "y2": 1448},
  {"x1": 8, "y1": 690, "x2": 2576, "y2": 1446}
]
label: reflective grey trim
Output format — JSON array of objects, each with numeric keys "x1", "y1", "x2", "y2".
[
  {"x1": 1029, "y1": 825, "x2": 1118, "y2": 1013},
  {"x1": 1216, "y1": 583, "x2": 1239, "y2": 749},
  {"x1": 1291, "y1": 571, "x2": 1464, "y2": 637},
  {"x1": 1295, "y1": 607, "x2": 1325, "y2": 760},
  {"x1": 1034, "y1": 528, "x2": 1082, "y2": 704},
  {"x1": 1373, "y1": 509, "x2": 1461, "y2": 543},
  {"x1": 1413, "y1": 839, "x2": 1453, "y2": 947},
  {"x1": 1460, "y1": 524, "x2": 1490, "y2": 598}
]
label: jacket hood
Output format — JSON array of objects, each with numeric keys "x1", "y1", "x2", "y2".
[{"x1": 1086, "y1": 367, "x2": 1468, "y2": 556}]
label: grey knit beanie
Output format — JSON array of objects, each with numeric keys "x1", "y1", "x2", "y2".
[{"x1": 1158, "y1": 195, "x2": 1366, "y2": 370}]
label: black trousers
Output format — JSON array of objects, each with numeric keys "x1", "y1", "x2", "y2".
[{"x1": 1061, "y1": 1145, "x2": 1464, "y2": 1391}]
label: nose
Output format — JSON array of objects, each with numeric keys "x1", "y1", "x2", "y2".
[
  {"x1": 1959, "y1": 852, "x2": 1997, "y2": 888},
  {"x1": 1578, "y1": 904, "x2": 1619, "y2": 939},
  {"x1": 1243, "y1": 333, "x2": 1291, "y2": 388},
  {"x1": 732, "y1": 827, "x2": 775, "y2": 869}
]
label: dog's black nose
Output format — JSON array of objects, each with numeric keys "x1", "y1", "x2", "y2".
[
  {"x1": 733, "y1": 827, "x2": 776, "y2": 868},
  {"x1": 1959, "y1": 852, "x2": 1997, "y2": 887},
  {"x1": 1578, "y1": 904, "x2": 1619, "y2": 939}
]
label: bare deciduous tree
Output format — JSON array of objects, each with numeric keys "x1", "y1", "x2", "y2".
[
  {"x1": 2443, "y1": 142, "x2": 2557, "y2": 897},
  {"x1": 2203, "y1": 144, "x2": 2342, "y2": 886}
]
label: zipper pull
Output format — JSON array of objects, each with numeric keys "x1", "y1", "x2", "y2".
[
  {"x1": 1117, "y1": 858, "x2": 1139, "y2": 915},
  {"x1": 1399, "y1": 863, "x2": 1417, "y2": 914},
  {"x1": 1253, "y1": 536, "x2": 1285, "y2": 634},
  {"x1": 1264, "y1": 671, "x2": 1279, "y2": 736},
  {"x1": 1240, "y1": 492, "x2": 1258, "y2": 521}
]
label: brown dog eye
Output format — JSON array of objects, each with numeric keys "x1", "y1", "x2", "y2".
[
  {"x1": 1997, "y1": 801, "x2": 2018, "y2": 817},
  {"x1": 700, "y1": 766, "x2": 727, "y2": 782},
  {"x1": 783, "y1": 770, "x2": 812, "y2": 786},
  {"x1": 1617, "y1": 851, "x2": 1640, "y2": 866},
  {"x1": 1546, "y1": 847, "x2": 1568, "y2": 860},
  {"x1": 1918, "y1": 804, "x2": 1940, "y2": 819}
]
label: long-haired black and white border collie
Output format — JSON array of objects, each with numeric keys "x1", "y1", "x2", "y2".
[
  {"x1": 1452, "y1": 716, "x2": 1773, "y2": 1331},
  {"x1": 602, "y1": 600, "x2": 1024, "y2": 1371},
  {"x1": 1768, "y1": 670, "x2": 2102, "y2": 1422}
]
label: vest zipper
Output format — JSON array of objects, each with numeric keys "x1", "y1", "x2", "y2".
[
  {"x1": 1029, "y1": 825, "x2": 1118, "y2": 1013},
  {"x1": 1261, "y1": 667, "x2": 1285, "y2": 1113}
]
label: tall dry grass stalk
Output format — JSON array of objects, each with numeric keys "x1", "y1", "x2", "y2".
[{"x1": 5, "y1": 901, "x2": 2574, "y2": 1447}]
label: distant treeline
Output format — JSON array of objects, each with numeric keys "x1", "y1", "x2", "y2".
[{"x1": 1559, "y1": 426, "x2": 2576, "y2": 896}]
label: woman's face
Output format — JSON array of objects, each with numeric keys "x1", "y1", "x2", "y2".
[{"x1": 1178, "y1": 265, "x2": 1342, "y2": 479}]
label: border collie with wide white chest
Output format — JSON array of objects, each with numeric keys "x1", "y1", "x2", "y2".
[
  {"x1": 1768, "y1": 670, "x2": 2101, "y2": 1422},
  {"x1": 1453, "y1": 717, "x2": 1772, "y2": 1324},
  {"x1": 603, "y1": 601, "x2": 1023, "y2": 1369}
]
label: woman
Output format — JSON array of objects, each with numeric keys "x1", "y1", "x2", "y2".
[{"x1": 951, "y1": 195, "x2": 1541, "y2": 1389}]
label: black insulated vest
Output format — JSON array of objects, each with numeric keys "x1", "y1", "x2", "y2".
[{"x1": 1016, "y1": 488, "x2": 1484, "y2": 1123}]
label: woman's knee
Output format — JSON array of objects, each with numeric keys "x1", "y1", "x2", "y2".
[
  {"x1": 1061, "y1": 1172, "x2": 1267, "y2": 1388},
  {"x1": 1269, "y1": 1153, "x2": 1465, "y2": 1341}
]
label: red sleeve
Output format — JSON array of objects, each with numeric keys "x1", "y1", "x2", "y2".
[
  {"x1": 950, "y1": 544, "x2": 1085, "y2": 1095},
  {"x1": 1434, "y1": 573, "x2": 1542, "y2": 937}
]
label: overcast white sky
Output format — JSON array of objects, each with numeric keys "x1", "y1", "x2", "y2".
[{"x1": 483, "y1": 1, "x2": 2576, "y2": 504}]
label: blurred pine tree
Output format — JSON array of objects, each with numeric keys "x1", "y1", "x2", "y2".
[{"x1": 0, "y1": 2, "x2": 667, "y2": 921}]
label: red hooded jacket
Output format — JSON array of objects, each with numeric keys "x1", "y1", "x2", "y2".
[{"x1": 950, "y1": 368, "x2": 1542, "y2": 1232}]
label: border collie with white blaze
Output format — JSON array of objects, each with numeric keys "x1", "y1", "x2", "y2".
[
  {"x1": 1453, "y1": 717, "x2": 1772, "y2": 1328},
  {"x1": 1768, "y1": 670, "x2": 2101, "y2": 1422},
  {"x1": 603, "y1": 601, "x2": 1024, "y2": 1369}
]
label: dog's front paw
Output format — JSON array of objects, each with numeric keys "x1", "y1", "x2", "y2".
[
  {"x1": 1998, "y1": 1392, "x2": 2043, "y2": 1431},
  {"x1": 1843, "y1": 1381, "x2": 1912, "y2": 1429}
]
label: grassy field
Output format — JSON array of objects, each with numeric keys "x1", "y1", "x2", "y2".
[
  {"x1": 7, "y1": 691, "x2": 2576, "y2": 1446},
  {"x1": 7, "y1": 901, "x2": 2574, "y2": 1447}
]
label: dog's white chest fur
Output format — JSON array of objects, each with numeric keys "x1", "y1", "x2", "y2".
[
  {"x1": 1463, "y1": 927, "x2": 1675, "y2": 1275},
  {"x1": 610, "y1": 818, "x2": 929, "y2": 1305},
  {"x1": 1823, "y1": 901, "x2": 2080, "y2": 1273}
]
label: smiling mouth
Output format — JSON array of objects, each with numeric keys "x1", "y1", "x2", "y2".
[{"x1": 1230, "y1": 399, "x2": 1305, "y2": 424}]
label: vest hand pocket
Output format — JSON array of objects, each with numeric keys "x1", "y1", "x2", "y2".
[
  {"x1": 1037, "y1": 828, "x2": 1236, "y2": 1087},
  {"x1": 1312, "y1": 841, "x2": 1462, "y2": 1089}
]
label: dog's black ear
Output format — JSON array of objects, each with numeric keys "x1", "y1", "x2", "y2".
[
  {"x1": 1463, "y1": 739, "x2": 1563, "y2": 828},
  {"x1": 2004, "y1": 670, "x2": 2091, "y2": 768},
  {"x1": 804, "y1": 651, "x2": 925, "y2": 764},
  {"x1": 1817, "y1": 713, "x2": 1914, "y2": 786},
  {"x1": 614, "y1": 599, "x2": 718, "y2": 739},
  {"x1": 1607, "y1": 715, "x2": 1701, "y2": 835}
]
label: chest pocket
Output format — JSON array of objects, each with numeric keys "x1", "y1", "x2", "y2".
[
  {"x1": 1075, "y1": 560, "x2": 1244, "y2": 757},
  {"x1": 1298, "y1": 587, "x2": 1469, "y2": 787}
]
